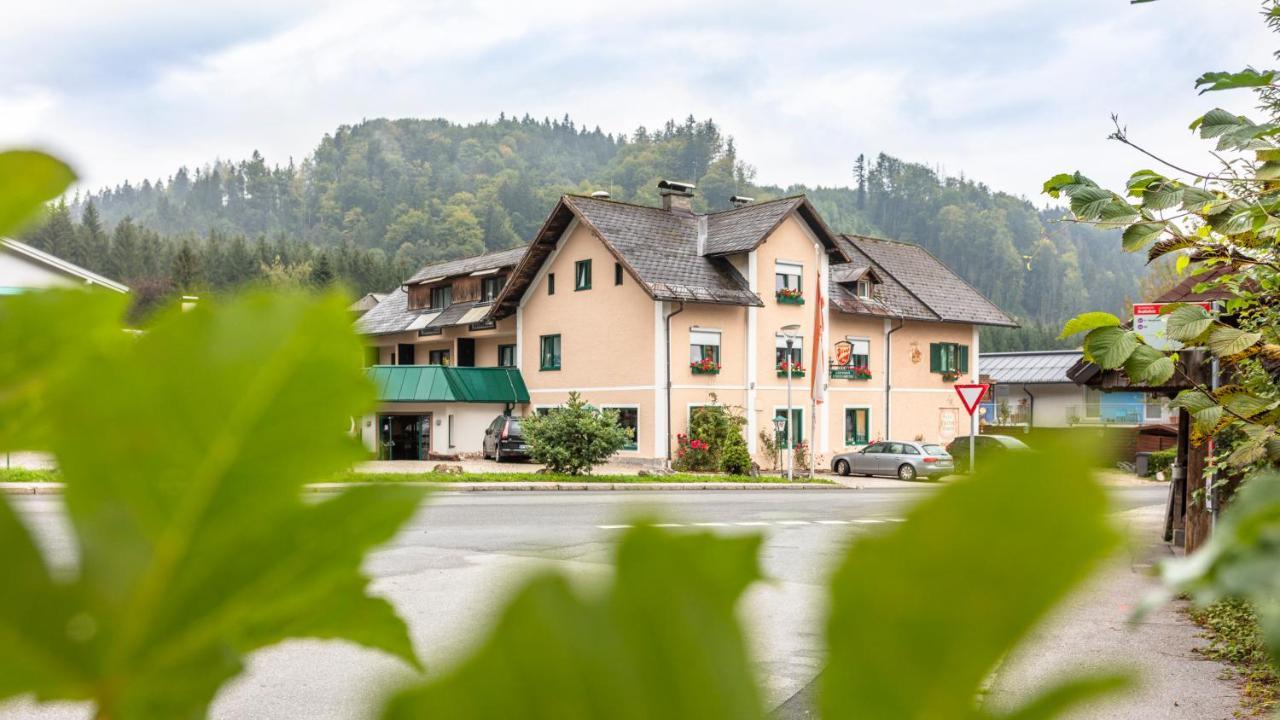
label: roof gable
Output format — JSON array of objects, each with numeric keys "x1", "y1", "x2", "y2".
[
  {"x1": 834, "y1": 235, "x2": 1016, "y2": 327},
  {"x1": 703, "y1": 196, "x2": 846, "y2": 258},
  {"x1": 1, "y1": 238, "x2": 129, "y2": 293}
]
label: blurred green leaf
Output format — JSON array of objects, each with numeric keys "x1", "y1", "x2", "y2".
[
  {"x1": 0, "y1": 290, "x2": 425, "y2": 719},
  {"x1": 1158, "y1": 471, "x2": 1280, "y2": 663},
  {"x1": 821, "y1": 440, "x2": 1127, "y2": 719},
  {"x1": 0, "y1": 289, "x2": 131, "y2": 451},
  {"x1": 1083, "y1": 326, "x2": 1140, "y2": 369},
  {"x1": 0, "y1": 150, "x2": 75, "y2": 236},
  {"x1": 1058, "y1": 311, "x2": 1120, "y2": 339},
  {"x1": 382, "y1": 525, "x2": 764, "y2": 720}
]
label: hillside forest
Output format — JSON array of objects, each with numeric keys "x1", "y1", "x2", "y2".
[{"x1": 18, "y1": 115, "x2": 1153, "y2": 349}]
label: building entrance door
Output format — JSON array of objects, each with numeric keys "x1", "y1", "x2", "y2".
[{"x1": 379, "y1": 414, "x2": 432, "y2": 459}]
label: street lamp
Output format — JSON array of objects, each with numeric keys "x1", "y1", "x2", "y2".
[
  {"x1": 780, "y1": 323, "x2": 801, "y2": 482},
  {"x1": 771, "y1": 414, "x2": 787, "y2": 476}
]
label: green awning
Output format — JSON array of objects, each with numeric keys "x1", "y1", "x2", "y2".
[{"x1": 367, "y1": 365, "x2": 529, "y2": 404}]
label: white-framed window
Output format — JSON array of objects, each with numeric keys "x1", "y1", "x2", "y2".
[
  {"x1": 854, "y1": 280, "x2": 871, "y2": 298},
  {"x1": 775, "y1": 333, "x2": 804, "y2": 367},
  {"x1": 689, "y1": 328, "x2": 722, "y2": 365},
  {"x1": 775, "y1": 261, "x2": 803, "y2": 291},
  {"x1": 602, "y1": 405, "x2": 639, "y2": 451},
  {"x1": 845, "y1": 337, "x2": 870, "y2": 367}
]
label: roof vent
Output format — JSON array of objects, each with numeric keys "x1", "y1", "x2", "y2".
[
  {"x1": 729, "y1": 195, "x2": 754, "y2": 207},
  {"x1": 657, "y1": 179, "x2": 695, "y2": 213},
  {"x1": 590, "y1": 190, "x2": 611, "y2": 199}
]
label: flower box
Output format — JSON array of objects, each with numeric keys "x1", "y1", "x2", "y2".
[
  {"x1": 776, "y1": 363, "x2": 806, "y2": 378},
  {"x1": 775, "y1": 289, "x2": 805, "y2": 305},
  {"x1": 941, "y1": 371, "x2": 960, "y2": 382},
  {"x1": 690, "y1": 362, "x2": 721, "y2": 375}
]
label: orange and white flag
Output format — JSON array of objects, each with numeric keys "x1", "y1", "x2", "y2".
[{"x1": 811, "y1": 268, "x2": 826, "y2": 406}]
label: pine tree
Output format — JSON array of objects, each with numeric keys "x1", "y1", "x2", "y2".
[
  {"x1": 171, "y1": 239, "x2": 203, "y2": 292},
  {"x1": 109, "y1": 217, "x2": 144, "y2": 281},
  {"x1": 310, "y1": 251, "x2": 335, "y2": 287},
  {"x1": 79, "y1": 202, "x2": 110, "y2": 273}
]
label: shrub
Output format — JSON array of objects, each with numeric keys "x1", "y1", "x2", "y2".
[
  {"x1": 721, "y1": 442, "x2": 753, "y2": 476},
  {"x1": 673, "y1": 398, "x2": 749, "y2": 472},
  {"x1": 1148, "y1": 448, "x2": 1177, "y2": 477},
  {"x1": 521, "y1": 391, "x2": 631, "y2": 475},
  {"x1": 758, "y1": 429, "x2": 780, "y2": 471}
]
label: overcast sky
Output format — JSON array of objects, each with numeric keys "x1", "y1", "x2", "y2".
[{"x1": 1, "y1": 1, "x2": 1273, "y2": 202}]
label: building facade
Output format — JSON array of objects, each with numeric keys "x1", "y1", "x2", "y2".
[
  {"x1": 357, "y1": 183, "x2": 1016, "y2": 465},
  {"x1": 979, "y1": 350, "x2": 1175, "y2": 429}
]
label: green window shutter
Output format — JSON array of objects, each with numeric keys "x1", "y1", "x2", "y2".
[
  {"x1": 958, "y1": 344, "x2": 969, "y2": 373},
  {"x1": 929, "y1": 343, "x2": 942, "y2": 373}
]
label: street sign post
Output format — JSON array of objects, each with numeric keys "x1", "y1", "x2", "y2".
[{"x1": 955, "y1": 384, "x2": 989, "y2": 473}]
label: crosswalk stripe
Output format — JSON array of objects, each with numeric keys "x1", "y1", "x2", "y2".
[{"x1": 596, "y1": 524, "x2": 632, "y2": 529}]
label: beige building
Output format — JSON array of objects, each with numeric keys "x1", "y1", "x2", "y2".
[{"x1": 356, "y1": 182, "x2": 1016, "y2": 465}]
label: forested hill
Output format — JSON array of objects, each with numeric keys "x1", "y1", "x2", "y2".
[{"x1": 33, "y1": 115, "x2": 1145, "y2": 348}]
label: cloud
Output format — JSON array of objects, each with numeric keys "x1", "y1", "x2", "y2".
[{"x1": 0, "y1": 0, "x2": 1274, "y2": 202}]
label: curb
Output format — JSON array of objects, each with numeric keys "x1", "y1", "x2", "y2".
[{"x1": 1, "y1": 481, "x2": 845, "y2": 496}]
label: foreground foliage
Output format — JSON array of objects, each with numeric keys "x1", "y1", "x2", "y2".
[
  {"x1": 1188, "y1": 600, "x2": 1278, "y2": 717},
  {"x1": 0, "y1": 144, "x2": 426, "y2": 720}
]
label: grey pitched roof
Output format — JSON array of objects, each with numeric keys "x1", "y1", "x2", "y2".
[
  {"x1": 348, "y1": 292, "x2": 387, "y2": 315},
  {"x1": 980, "y1": 351, "x2": 1083, "y2": 384},
  {"x1": 564, "y1": 194, "x2": 762, "y2": 306},
  {"x1": 830, "y1": 237, "x2": 936, "y2": 321},
  {"x1": 355, "y1": 287, "x2": 415, "y2": 335},
  {"x1": 703, "y1": 197, "x2": 802, "y2": 255},
  {"x1": 405, "y1": 245, "x2": 528, "y2": 285},
  {"x1": 834, "y1": 235, "x2": 1017, "y2": 328},
  {"x1": 1, "y1": 237, "x2": 129, "y2": 293}
]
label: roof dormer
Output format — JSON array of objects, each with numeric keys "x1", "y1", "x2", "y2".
[{"x1": 832, "y1": 265, "x2": 883, "y2": 300}]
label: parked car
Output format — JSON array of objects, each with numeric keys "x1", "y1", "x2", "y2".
[
  {"x1": 830, "y1": 441, "x2": 954, "y2": 481},
  {"x1": 945, "y1": 434, "x2": 1030, "y2": 473},
  {"x1": 482, "y1": 415, "x2": 530, "y2": 462}
]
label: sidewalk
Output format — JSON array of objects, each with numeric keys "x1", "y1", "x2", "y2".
[{"x1": 985, "y1": 504, "x2": 1240, "y2": 719}]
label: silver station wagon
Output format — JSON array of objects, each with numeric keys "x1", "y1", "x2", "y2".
[{"x1": 831, "y1": 441, "x2": 954, "y2": 481}]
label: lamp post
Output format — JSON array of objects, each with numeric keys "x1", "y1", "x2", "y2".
[
  {"x1": 780, "y1": 324, "x2": 801, "y2": 482},
  {"x1": 771, "y1": 415, "x2": 787, "y2": 477}
]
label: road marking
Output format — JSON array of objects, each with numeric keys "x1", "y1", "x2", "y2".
[{"x1": 596, "y1": 518, "x2": 904, "y2": 530}]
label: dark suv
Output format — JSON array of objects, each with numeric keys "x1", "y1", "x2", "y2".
[
  {"x1": 946, "y1": 434, "x2": 1030, "y2": 473},
  {"x1": 482, "y1": 415, "x2": 529, "y2": 462}
]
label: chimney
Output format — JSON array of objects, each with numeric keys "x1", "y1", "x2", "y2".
[
  {"x1": 729, "y1": 195, "x2": 754, "y2": 207},
  {"x1": 657, "y1": 179, "x2": 695, "y2": 213},
  {"x1": 590, "y1": 190, "x2": 611, "y2": 199}
]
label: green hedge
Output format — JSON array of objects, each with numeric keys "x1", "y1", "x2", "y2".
[
  {"x1": 0, "y1": 468, "x2": 60, "y2": 483},
  {"x1": 1147, "y1": 448, "x2": 1177, "y2": 477}
]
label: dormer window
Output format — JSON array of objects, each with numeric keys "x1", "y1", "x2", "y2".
[
  {"x1": 854, "y1": 280, "x2": 872, "y2": 299},
  {"x1": 430, "y1": 285, "x2": 452, "y2": 310},
  {"x1": 481, "y1": 275, "x2": 504, "y2": 302}
]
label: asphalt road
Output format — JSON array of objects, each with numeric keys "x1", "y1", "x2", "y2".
[{"x1": 0, "y1": 485, "x2": 1167, "y2": 720}]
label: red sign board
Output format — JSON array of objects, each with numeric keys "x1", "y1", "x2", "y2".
[{"x1": 955, "y1": 384, "x2": 988, "y2": 416}]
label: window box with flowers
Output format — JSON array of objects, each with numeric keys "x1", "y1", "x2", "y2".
[
  {"x1": 690, "y1": 357, "x2": 721, "y2": 375},
  {"x1": 776, "y1": 360, "x2": 806, "y2": 378},
  {"x1": 775, "y1": 288, "x2": 805, "y2": 305},
  {"x1": 941, "y1": 370, "x2": 961, "y2": 382}
]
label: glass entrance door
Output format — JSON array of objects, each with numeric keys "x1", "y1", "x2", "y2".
[{"x1": 380, "y1": 415, "x2": 432, "y2": 460}]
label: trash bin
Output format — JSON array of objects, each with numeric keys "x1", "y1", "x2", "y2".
[{"x1": 1135, "y1": 451, "x2": 1152, "y2": 477}]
